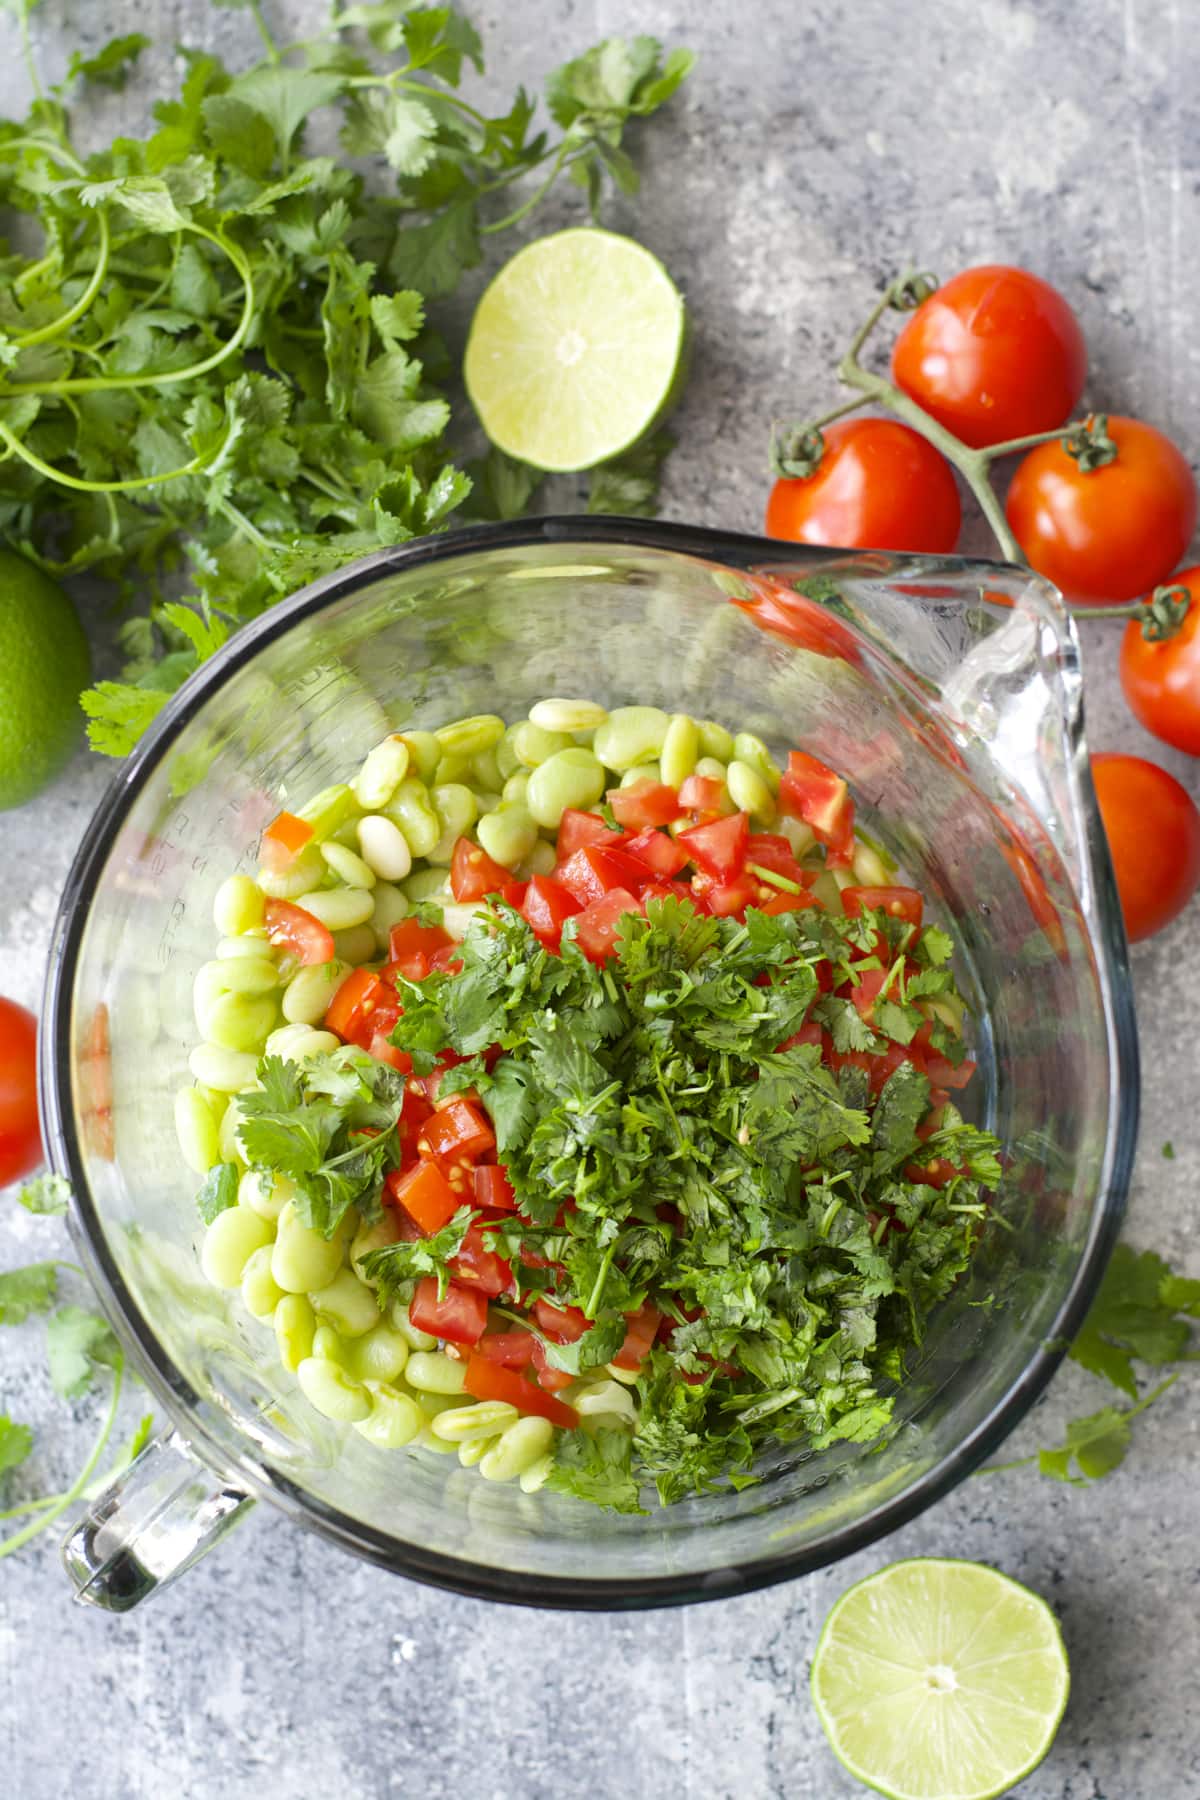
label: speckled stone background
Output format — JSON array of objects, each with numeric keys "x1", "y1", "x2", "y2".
[{"x1": 1, "y1": 2, "x2": 1198, "y2": 1796}]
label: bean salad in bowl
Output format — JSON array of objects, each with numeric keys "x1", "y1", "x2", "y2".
[{"x1": 177, "y1": 698, "x2": 999, "y2": 1512}]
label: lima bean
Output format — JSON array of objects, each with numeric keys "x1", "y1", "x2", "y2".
[
  {"x1": 354, "y1": 735, "x2": 410, "y2": 810},
  {"x1": 660, "y1": 714, "x2": 700, "y2": 789},
  {"x1": 332, "y1": 924, "x2": 378, "y2": 967},
  {"x1": 213, "y1": 874, "x2": 265, "y2": 936},
  {"x1": 435, "y1": 713, "x2": 506, "y2": 757},
  {"x1": 271, "y1": 1200, "x2": 348, "y2": 1293},
  {"x1": 392, "y1": 1301, "x2": 437, "y2": 1351},
  {"x1": 386, "y1": 778, "x2": 441, "y2": 858},
  {"x1": 293, "y1": 886, "x2": 374, "y2": 931},
  {"x1": 509, "y1": 720, "x2": 573, "y2": 769},
  {"x1": 241, "y1": 1244, "x2": 284, "y2": 1318},
  {"x1": 264, "y1": 1023, "x2": 340, "y2": 1063},
  {"x1": 470, "y1": 745, "x2": 504, "y2": 793},
  {"x1": 310, "y1": 1267, "x2": 380, "y2": 1338},
  {"x1": 189, "y1": 1043, "x2": 258, "y2": 1093},
  {"x1": 592, "y1": 706, "x2": 670, "y2": 772},
  {"x1": 174, "y1": 1086, "x2": 219, "y2": 1174},
  {"x1": 526, "y1": 748, "x2": 605, "y2": 830},
  {"x1": 528, "y1": 697, "x2": 608, "y2": 733},
  {"x1": 697, "y1": 719, "x2": 735, "y2": 761},
  {"x1": 430, "y1": 1401, "x2": 519, "y2": 1443},
  {"x1": 297, "y1": 1356, "x2": 371, "y2": 1423},
  {"x1": 727, "y1": 759, "x2": 776, "y2": 823},
  {"x1": 501, "y1": 770, "x2": 530, "y2": 805},
  {"x1": 427, "y1": 784, "x2": 478, "y2": 865},
  {"x1": 256, "y1": 843, "x2": 324, "y2": 900},
  {"x1": 240, "y1": 1168, "x2": 295, "y2": 1221},
  {"x1": 354, "y1": 1383, "x2": 423, "y2": 1448},
  {"x1": 732, "y1": 732, "x2": 781, "y2": 794},
  {"x1": 406, "y1": 1350, "x2": 467, "y2": 1395},
  {"x1": 477, "y1": 804, "x2": 538, "y2": 869},
  {"x1": 201, "y1": 1203, "x2": 274, "y2": 1290},
  {"x1": 369, "y1": 880, "x2": 409, "y2": 947},
  {"x1": 320, "y1": 840, "x2": 376, "y2": 889},
  {"x1": 348, "y1": 1324, "x2": 410, "y2": 1384},
  {"x1": 274, "y1": 1293, "x2": 315, "y2": 1371},
  {"x1": 479, "y1": 1416, "x2": 554, "y2": 1483},
  {"x1": 398, "y1": 730, "x2": 441, "y2": 782}
]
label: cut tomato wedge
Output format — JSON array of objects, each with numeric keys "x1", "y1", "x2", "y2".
[
  {"x1": 554, "y1": 844, "x2": 647, "y2": 905},
  {"x1": 690, "y1": 870, "x2": 759, "y2": 917},
  {"x1": 779, "y1": 751, "x2": 850, "y2": 832},
  {"x1": 677, "y1": 811, "x2": 749, "y2": 879},
  {"x1": 534, "y1": 1297, "x2": 590, "y2": 1342},
  {"x1": 530, "y1": 1338, "x2": 576, "y2": 1393},
  {"x1": 386, "y1": 1158, "x2": 463, "y2": 1235},
  {"x1": 608, "y1": 780, "x2": 685, "y2": 830},
  {"x1": 463, "y1": 1352, "x2": 578, "y2": 1426},
  {"x1": 421, "y1": 1096, "x2": 496, "y2": 1168},
  {"x1": 520, "y1": 874, "x2": 582, "y2": 946},
  {"x1": 678, "y1": 773, "x2": 725, "y2": 813},
  {"x1": 449, "y1": 1220, "x2": 513, "y2": 1297},
  {"x1": 324, "y1": 967, "x2": 383, "y2": 1043},
  {"x1": 474, "y1": 1163, "x2": 517, "y2": 1211},
  {"x1": 260, "y1": 810, "x2": 314, "y2": 873},
  {"x1": 841, "y1": 885, "x2": 923, "y2": 929},
  {"x1": 409, "y1": 1276, "x2": 488, "y2": 1346},
  {"x1": 572, "y1": 888, "x2": 642, "y2": 962},
  {"x1": 555, "y1": 808, "x2": 626, "y2": 863},
  {"x1": 264, "y1": 898, "x2": 335, "y2": 966},
  {"x1": 389, "y1": 917, "x2": 453, "y2": 962},
  {"x1": 613, "y1": 1301, "x2": 661, "y2": 1371},
  {"x1": 477, "y1": 1328, "x2": 536, "y2": 1369},
  {"x1": 745, "y1": 832, "x2": 810, "y2": 890},
  {"x1": 450, "y1": 836, "x2": 511, "y2": 904},
  {"x1": 622, "y1": 826, "x2": 691, "y2": 880}
]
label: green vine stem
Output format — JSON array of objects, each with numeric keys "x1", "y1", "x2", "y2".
[{"x1": 0, "y1": 1357, "x2": 124, "y2": 1562}]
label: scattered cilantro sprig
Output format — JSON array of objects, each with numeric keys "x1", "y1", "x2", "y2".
[{"x1": 0, "y1": 0, "x2": 693, "y2": 754}]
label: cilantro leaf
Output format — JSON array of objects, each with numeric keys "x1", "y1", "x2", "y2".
[
  {"x1": 587, "y1": 429, "x2": 675, "y2": 517},
  {"x1": 0, "y1": 1415, "x2": 33, "y2": 1478},
  {"x1": 361, "y1": 1208, "x2": 474, "y2": 1302},
  {"x1": 17, "y1": 1173, "x2": 70, "y2": 1217},
  {"x1": 195, "y1": 1161, "x2": 240, "y2": 1226},
  {"x1": 545, "y1": 1426, "x2": 646, "y2": 1514},
  {"x1": 46, "y1": 1307, "x2": 120, "y2": 1399},
  {"x1": 0, "y1": 1263, "x2": 58, "y2": 1326}
]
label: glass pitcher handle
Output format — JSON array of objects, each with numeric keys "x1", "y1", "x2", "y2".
[{"x1": 61, "y1": 1430, "x2": 254, "y2": 1611}]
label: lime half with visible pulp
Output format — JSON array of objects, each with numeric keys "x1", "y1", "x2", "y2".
[
  {"x1": 464, "y1": 227, "x2": 686, "y2": 472},
  {"x1": 811, "y1": 1557, "x2": 1070, "y2": 1800},
  {"x1": 0, "y1": 548, "x2": 91, "y2": 811}
]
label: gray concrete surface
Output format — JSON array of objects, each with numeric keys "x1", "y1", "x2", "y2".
[{"x1": 2, "y1": 1, "x2": 1199, "y2": 1795}]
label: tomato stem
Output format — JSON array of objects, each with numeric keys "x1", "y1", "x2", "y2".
[{"x1": 1069, "y1": 583, "x2": 1191, "y2": 641}]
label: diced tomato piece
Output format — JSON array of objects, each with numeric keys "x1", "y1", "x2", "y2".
[
  {"x1": 450, "y1": 836, "x2": 511, "y2": 904},
  {"x1": 608, "y1": 780, "x2": 685, "y2": 830},
  {"x1": 324, "y1": 967, "x2": 384, "y2": 1043},
  {"x1": 761, "y1": 891, "x2": 818, "y2": 915},
  {"x1": 572, "y1": 888, "x2": 642, "y2": 962},
  {"x1": 922, "y1": 1051, "x2": 977, "y2": 1091},
  {"x1": 842, "y1": 886, "x2": 924, "y2": 929},
  {"x1": 521, "y1": 874, "x2": 583, "y2": 946},
  {"x1": 904, "y1": 1157, "x2": 962, "y2": 1189},
  {"x1": 534, "y1": 1297, "x2": 590, "y2": 1343},
  {"x1": 825, "y1": 815, "x2": 856, "y2": 870},
  {"x1": 428, "y1": 944, "x2": 464, "y2": 975},
  {"x1": 745, "y1": 832, "x2": 810, "y2": 889},
  {"x1": 450, "y1": 1220, "x2": 514, "y2": 1297},
  {"x1": 368, "y1": 1031, "x2": 412, "y2": 1073},
  {"x1": 779, "y1": 1020, "x2": 825, "y2": 1052},
  {"x1": 421, "y1": 1096, "x2": 496, "y2": 1168},
  {"x1": 677, "y1": 811, "x2": 750, "y2": 879},
  {"x1": 389, "y1": 917, "x2": 452, "y2": 961},
  {"x1": 779, "y1": 750, "x2": 853, "y2": 839},
  {"x1": 691, "y1": 870, "x2": 759, "y2": 917},
  {"x1": 555, "y1": 808, "x2": 626, "y2": 863},
  {"x1": 477, "y1": 1328, "x2": 536, "y2": 1369},
  {"x1": 678, "y1": 774, "x2": 725, "y2": 813},
  {"x1": 613, "y1": 1301, "x2": 661, "y2": 1371},
  {"x1": 555, "y1": 844, "x2": 647, "y2": 905},
  {"x1": 260, "y1": 810, "x2": 315, "y2": 873},
  {"x1": 474, "y1": 1163, "x2": 517, "y2": 1212},
  {"x1": 622, "y1": 826, "x2": 691, "y2": 880},
  {"x1": 463, "y1": 1352, "x2": 578, "y2": 1426},
  {"x1": 530, "y1": 1338, "x2": 576, "y2": 1393},
  {"x1": 850, "y1": 966, "x2": 889, "y2": 1021},
  {"x1": 264, "y1": 898, "x2": 335, "y2": 966},
  {"x1": 386, "y1": 1159, "x2": 463, "y2": 1235},
  {"x1": 410, "y1": 1277, "x2": 489, "y2": 1347},
  {"x1": 499, "y1": 880, "x2": 528, "y2": 910}
]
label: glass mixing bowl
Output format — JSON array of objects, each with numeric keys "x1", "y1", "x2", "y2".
[{"x1": 39, "y1": 519, "x2": 1137, "y2": 1612}]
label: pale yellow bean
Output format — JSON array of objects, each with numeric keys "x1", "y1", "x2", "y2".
[
  {"x1": 442, "y1": 902, "x2": 482, "y2": 940},
  {"x1": 592, "y1": 706, "x2": 669, "y2": 772},
  {"x1": 697, "y1": 719, "x2": 735, "y2": 761},
  {"x1": 263, "y1": 1023, "x2": 340, "y2": 1063},
  {"x1": 256, "y1": 843, "x2": 325, "y2": 900},
  {"x1": 312, "y1": 1323, "x2": 346, "y2": 1363},
  {"x1": 479, "y1": 1416, "x2": 554, "y2": 1482},
  {"x1": 310, "y1": 1267, "x2": 381, "y2": 1337},
  {"x1": 571, "y1": 1379, "x2": 637, "y2": 1424},
  {"x1": 427, "y1": 784, "x2": 478, "y2": 865},
  {"x1": 174, "y1": 1086, "x2": 219, "y2": 1174},
  {"x1": 605, "y1": 1361, "x2": 641, "y2": 1386},
  {"x1": 477, "y1": 804, "x2": 538, "y2": 869},
  {"x1": 528, "y1": 698, "x2": 609, "y2": 733},
  {"x1": 332, "y1": 924, "x2": 378, "y2": 966},
  {"x1": 405, "y1": 1350, "x2": 467, "y2": 1395},
  {"x1": 215, "y1": 931, "x2": 270, "y2": 960},
  {"x1": 432, "y1": 751, "x2": 471, "y2": 786},
  {"x1": 296, "y1": 886, "x2": 374, "y2": 932},
  {"x1": 386, "y1": 778, "x2": 441, "y2": 858},
  {"x1": 392, "y1": 1301, "x2": 437, "y2": 1351},
  {"x1": 728, "y1": 759, "x2": 776, "y2": 823},
  {"x1": 297, "y1": 1356, "x2": 371, "y2": 1423},
  {"x1": 321, "y1": 840, "x2": 377, "y2": 889},
  {"x1": 203, "y1": 990, "x2": 278, "y2": 1054},
  {"x1": 779, "y1": 816, "x2": 816, "y2": 858},
  {"x1": 694, "y1": 755, "x2": 728, "y2": 783},
  {"x1": 732, "y1": 732, "x2": 781, "y2": 794},
  {"x1": 274, "y1": 1293, "x2": 315, "y2": 1371},
  {"x1": 471, "y1": 745, "x2": 504, "y2": 793},
  {"x1": 241, "y1": 1244, "x2": 284, "y2": 1318},
  {"x1": 660, "y1": 714, "x2": 700, "y2": 790},
  {"x1": 435, "y1": 713, "x2": 506, "y2": 757},
  {"x1": 217, "y1": 1092, "x2": 248, "y2": 1163},
  {"x1": 189, "y1": 1043, "x2": 258, "y2": 1092},
  {"x1": 620, "y1": 762, "x2": 662, "y2": 789},
  {"x1": 397, "y1": 729, "x2": 440, "y2": 782},
  {"x1": 501, "y1": 770, "x2": 530, "y2": 805},
  {"x1": 213, "y1": 873, "x2": 265, "y2": 936},
  {"x1": 458, "y1": 1434, "x2": 496, "y2": 1468},
  {"x1": 354, "y1": 735, "x2": 410, "y2": 810},
  {"x1": 353, "y1": 1383, "x2": 423, "y2": 1449},
  {"x1": 357, "y1": 814, "x2": 413, "y2": 881},
  {"x1": 517, "y1": 838, "x2": 557, "y2": 879},
  {"x1": 369, "y1": 880, "x2": 409, "y2": 948},
  {"x1": 519, "y1": 1453, "x2": 554, "y2": 1494},
  {"x1": 212, "y1": 955, "x2": 279, "y2": 996},
  {"x1": 239, "y1": 1167, "x2": 295, "y2": 1221},
  {"x1": 271, "y1": 1200, "x2": 347, "y2": 1293},
  {"x1": 282, "y1": 960, "x2": 350, "y2": 1026},
  {"x1": 476, "y1": 791, "x2": 501, "y2": 817},
  {"x1": 430, "y1": 1400, "x2": 518, "y2": 1443},
  {"x1": 526, "y1": 748, "x2": 606, "y2": 830},
  {"x1": 201, "y1": 1204, "x2": 273, "y2": 1290},
  {"x1": 415, "y1": 1423, "x2": 460, "y2": 1455},
  {"x1": 348, "y1": 1324, "x2": 410, "y2": 1384},
  {"x1": 509, "y1": 720, "x2": 573, "y2": 769},
  {"x1": 852, "y1": 838, "x2": 893, "y2": 887}
]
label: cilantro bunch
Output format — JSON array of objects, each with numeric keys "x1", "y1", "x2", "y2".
[
  {"x1": 0, "y1": 1, "x2": 693, "y2": 754},
  {"x1": 385, "y1": 896, "x2": 1001, "y2": 1508}
]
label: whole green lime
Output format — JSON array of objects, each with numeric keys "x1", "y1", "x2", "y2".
[{"x1": 0, "y1": 548, "x2": 91, "y2": 811}]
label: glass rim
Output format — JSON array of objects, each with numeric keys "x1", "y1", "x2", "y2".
[{"x1": 38, "y1": 516, "x2": 1138, "y2": 1609}]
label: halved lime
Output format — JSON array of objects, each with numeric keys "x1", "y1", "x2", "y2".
[
  {"x1": 811, "y1": 1558, "x2": 1070, "y2": 1800},
  {"x1": 464, "y1": 227, "x2": 686, "y2": 472}
]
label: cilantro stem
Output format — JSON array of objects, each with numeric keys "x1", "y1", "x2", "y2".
[
  {"x1": 0, "y1": 420, "x2": 230, "y2": 493},
  {"x1": 246, "y1": 0, "x2": 281, "y2": 64},
  {"x1": 584, "y1": 1240, "x2": 617, "y2": 1318},
  {"x1": 12, "y1": 213, "x2": 111, "y2": 349},
  {"x1": 0, "y1": 1356, "x2": 124, "y2": 1562},
  {"x1": 480, "y1": 143, "x2": 572, "y2": 235},
  {"x1": 17, "y1": 3, "x2": 43, "y2": 105}
]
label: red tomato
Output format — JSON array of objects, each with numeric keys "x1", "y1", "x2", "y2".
[
  {"x1": 450, "y1": 1220, "x2": 513, "y2": 1297},
  {"x1": 677, "y1": 811, "x2": 749, "y2": 878},
  {"x1": 520, "y1": 874, "x2": 582, "y2": 947},
  {"x1": 608, "y1": 780, "x2": 684, "y2": 830},
  {"x1": 463, "y1": 1352, "x2": 578, "y2": 1426},
  {"x1": 0, "y1": 997, "x2": 40, "y2": 1187},
  {"x1": 450, "y1": 836, "x2": 511, "y2": 904},
  {"x1": 530, "y1": 1338, "x2": 576, "y2": 1392},
  {"x1": 421, "y1": 1096, "x2": 495, "y2": 1168},
  {"x1": 368, "y1": 1031, "x2": 411, "y2": 1074},
  {"x1": 765, "y1": 418, "x2": 961, "y2": 554},
  {"x1": 1092, "y1": 752, "x2": 1200, "y2": 941},
  {"x1": 1006, "y1": 417, "x2": 1197, "y2": 604},
  {"x1": 555, "y1": 845, "x2": 623, "y2": 905},
  {"x1": 622, "y1": 827, "x2": 691, "y2": 881},
  {"x1": 388, "y1": 917, "x2": 452, "y2": 961},
  {"x1": 745, "y1": 832, "x2": 809, "y2": 889},
  {"x1": 761, "y1": 891, "x2": 818, "y2": 916},
  {"x1": 410, "y1": 1276, "x2": 489, "y2": 1346},
  {"x1": 841, "y1": 885, "x2": 924, "y2": 929},
  {"x1": 612, "y1": 1301, "x2": 661, "y2": 1371},
  {"x1": 691, "y1": 871, "x2": 761, "y2": 917},
  {"x1": 534, "y1": 1297, "x2": 590, "y2": 1342},
  {"x1": 386, "y1": 1159, "x2": 463, "y2": 1235},
  {"x1": 264, "y1": 898, "x2": 335, "y2": 966},
  {"x1": 555, "y1": 808, "x2": 625, "y2": 863},
  {"x1": 891, "y1": 266, "x2": 1087, "y2": 449},
  {"x1": 259, "y1": 810, "x2": 315, "y2": 873},
  {"x1": 1120, "y1": 568, "x2": 1200, "y2": 754},
  {"x1": 572, "y1": 889, "x2": 642, "y2": 962},
  {"x1": 732, "y1": 576, "x2": 864, "y2": 667},
  {"x1": 477, "y1": 1328, "x2": 536, "y2": 1369},
  {"x1": 779, "y1": 751, "x2": 854, "y2": 845},
  {"x1": 474, "y1": 1163, "x2": 517, "y2": 1211},
  {"x1": 427, "y1": 945, "x2": 464, "y2": 976},
  {"x1": 678, "y1": 773, "x2": 726, "y2": 813},
  {"x1": 324, "y1": 967, "x2": 383, "y2": 1043}
]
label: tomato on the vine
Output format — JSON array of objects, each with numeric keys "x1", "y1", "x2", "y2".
[
  {"x1": 892, "y1": 266, "x2": 1087, "y2": 449},
  {"x1": 1005, "y1": 416, "x2": 1197, "y2": 604},
  {"x1": 765, "y1": 417, "x2": 961, "y2": 555},
  {"x1": 1119, "y1": 567, "x2": 1200, "y2": 755},
  {"x1": 0, "y1": 996, "x2": 41, "y2": 1187},
  {"x1": 1091, "y1": 753, "x2": 1200, "y2": 941}
]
